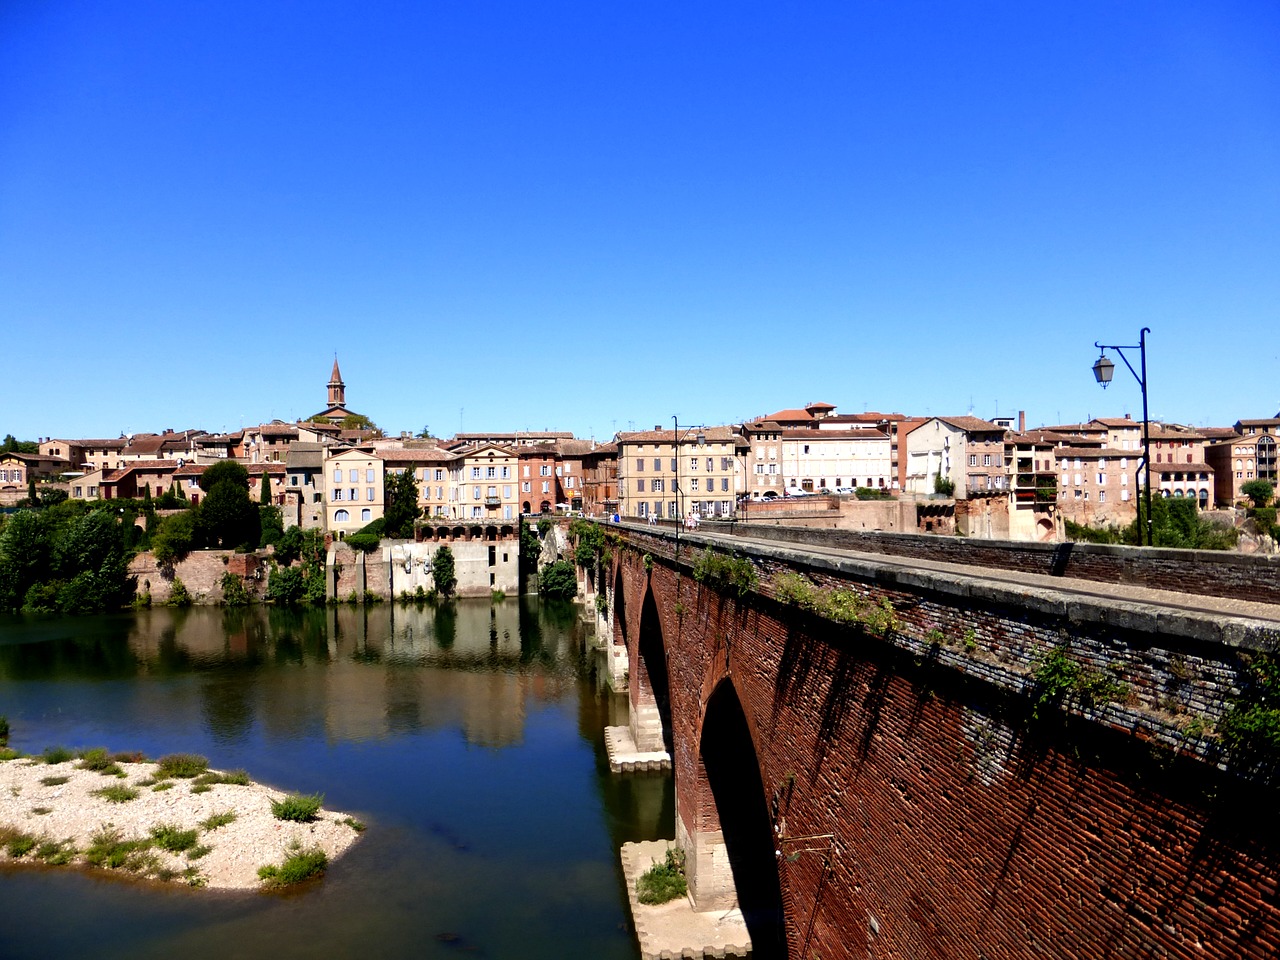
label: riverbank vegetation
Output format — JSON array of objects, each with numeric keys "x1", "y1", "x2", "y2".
[{"x1": 1064, "y1": 495, "x2": 1238, "y2": 549}]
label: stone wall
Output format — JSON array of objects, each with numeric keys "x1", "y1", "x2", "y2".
[
  {"x1": 328, "y1": 538, "x2": 520, "y2": 601},
  {"x1": 608, "y1": 526, "x2": 1280, "y2": 960},
  {"x1": 129, "y1": 549, "x2": 266, "y2": 605}
]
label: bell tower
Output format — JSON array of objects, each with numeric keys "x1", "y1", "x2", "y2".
[{"x1": 327, "y1": 357, "x2": 346, "y2": 409}]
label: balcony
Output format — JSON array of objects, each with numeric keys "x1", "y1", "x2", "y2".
[{"x1": 484, "y1": 496, "x2": 502, "y2": 507}]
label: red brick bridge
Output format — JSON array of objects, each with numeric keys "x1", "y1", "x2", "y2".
[{"x1": 591, "y1": 521, "x2": 1280, "y2": 960}]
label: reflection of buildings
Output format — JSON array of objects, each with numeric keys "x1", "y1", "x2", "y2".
[{"x1": 120, "y1": 603, "x2": 577, "y2": 750}]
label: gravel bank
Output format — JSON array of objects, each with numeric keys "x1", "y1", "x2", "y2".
[{"x1": 0, "y1": 755, "x2": 362, "y2": 890}]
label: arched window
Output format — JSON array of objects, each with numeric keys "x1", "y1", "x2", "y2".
[
  {"x1": 334, "y1": 509, "x2": 350, "y2": 522},
  {"x1": 361, "y1": 508, "x2": 372, "y2": 521}
]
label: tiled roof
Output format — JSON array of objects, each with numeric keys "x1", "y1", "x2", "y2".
[
  {"x1": 617, "y1": 426, "x2": 742, "y2": 445},
  {"x1": 380, "y1": 448, "x2": 460, "y2": 466},
  {"x1": 781, "y1": 428, "x2": 889, "y2": 441},
  {"x1": 935, "y1": 416, "x2": 1004, "y2": 433},
  {"x1": 765, "y1": 408, "x2": 815, "y2": 423}
]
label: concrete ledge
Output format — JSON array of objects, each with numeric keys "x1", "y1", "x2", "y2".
[
  {"x1": 620, "y1": 840, "x2": 751, "y2": 960},
  {"x1": 605, "y1": 725, "x2": 672, "y2": 774}
]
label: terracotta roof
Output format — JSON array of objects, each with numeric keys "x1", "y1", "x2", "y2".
[
  {"x1": 743, "y1": 421, "x2": 785, "y2": 432},
  {"x1": 764, "y1": 408, "x2": 815, "y2": 423},
  {"x1": 1150, "y1": 463, "x2": 1213, "y2": 475},
  {"x1": 453, "y1": 431, "x2": 575, "y2": 441},
  {"x1": 258, "y1": 424, "x2": 299, "y2": 438},
  {"x1": 1040, "y1": 423, "x2": 1106, "y2": 434},
  {"x1": 617, "y1": 426, "x2": 742, "y2": 445},
  {"x1": 1091, "y1": 417, "x2": 1142, "y2": 427},
  {"x1": 1237, "y1": 418, "x2": 1280, "y2": 428},
  {"x1": 935, "y1": 416, "x2": 1004, "y2": 433},
  {"x1": 781, "y1": 428, "x2": 889, "y2": 441},
  {"x1": 1052, "y1": 446, "x2": 1133, "y2": 459},
  {"x1": 1006, "y1": 431, "x2": 1064, "y2": 445},
  {"x1": 379, "y1": 448, "x2": 461, "y2": 466}
]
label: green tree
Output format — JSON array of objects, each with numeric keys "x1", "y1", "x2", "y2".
[
  {"x1": 1, "y1": 434, "x2": 38, "y2": 454},
  {"x1": 266, "y1": 565, "x2": 305, "y2": 604},
  {"x1": 198, "y1": 460, "x2": 250, "y2": 493},
  {"x1": 274, "y1": 525, "x2": 304, "y2": 566},
  {"x1": 539, "y1": 560, "x2": 578, "y2": 601},
  {"x1": 383, "y1": 469, "x2": 421, "y2": 539},
  {"x1": 259, "y1": 471, "x2": 272, "y2": 505},
  {"x1": 416, "y1": 425, "x2": 432, "y2": 439},
  {"x1": 151, "y1": 510, "x2": 198, "y2": 565},
  {"x1": 199, "y1": 482, "x2": 260, "y2": 549},
  {"x1": 431, "y1": 546, "x2": 457, "y2": 598},
  {"x1": 0, "y1": 510, "x2": 51, "y2": 611},
  {"x1": 259, "y1": 505, "x2": 284, "y2": 548},
  {"x1": 933, "y1": 474, "x2": 955, "y2": 496},
  {"x1": 339, "y1": 413, "x2": 381, "y2": 436},
  {"x1": 1241, "y1": 479, "x2": 1275, "y2": 509}
]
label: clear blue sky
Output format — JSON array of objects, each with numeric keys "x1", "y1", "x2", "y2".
[{"x1": 3, "y1": 1, "x2": 1277, "y2": 441}]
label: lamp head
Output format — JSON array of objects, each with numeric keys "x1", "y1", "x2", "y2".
[{"x1": 1092, "y1": 353, "x2": 1115, "y2": 388}]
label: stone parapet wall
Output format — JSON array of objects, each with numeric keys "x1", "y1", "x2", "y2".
[
  {"x1": 129, "y1": 550, "x2": 266, "y2": 605},
  {"x1": 728, "y1": 523, "x2": 1280, "y2": 603}
]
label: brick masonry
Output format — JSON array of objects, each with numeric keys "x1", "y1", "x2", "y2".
[
  {"x1": 129, "y1": 550, "x2": 266, "y2": 605},
  {"x1": 607, "y1": 526, "x2": 1280, "y2": 960}
]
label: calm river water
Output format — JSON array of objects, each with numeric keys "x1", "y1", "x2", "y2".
[{"x1": 0, "y1": 600, "x2": 670, "y2": 959}]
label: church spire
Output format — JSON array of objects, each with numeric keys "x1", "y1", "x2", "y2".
[{"x1": 328, "y1": 357, "x2": 346, "y2": 408}]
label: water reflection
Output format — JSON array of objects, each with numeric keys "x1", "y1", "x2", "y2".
[{"x1": 0, "y1": 599, "x2": 671, "y2": 960}]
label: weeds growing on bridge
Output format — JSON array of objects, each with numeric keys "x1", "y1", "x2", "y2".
[
  {"x1": 1031, "y1": 646, "x2": 1129, "y2": 719},
  {"x1": 771, "y1": 572, "x2": 900, "y2": 637},
  {"x1": 691, "y1": 549, "x2": 758, "y2": 599},
  {"x1": 636, "y1": 846, "x2": 687, "y2": 905},
  {"x1": 1217, "y1": 650, "x2": 1280, "y2": 766}
]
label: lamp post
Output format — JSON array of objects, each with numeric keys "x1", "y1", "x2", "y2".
[{"x1": 1092, "y1": 327, "x2": 1152, "y2": 546}]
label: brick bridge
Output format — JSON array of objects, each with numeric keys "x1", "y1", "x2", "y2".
[{"x1": 589, "y1": 521, "x2": 1280, "y2": 960}]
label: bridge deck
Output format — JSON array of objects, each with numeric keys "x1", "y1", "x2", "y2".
[{"x1": 624, "y1": 522, "x2": 1280, "y2": 625}]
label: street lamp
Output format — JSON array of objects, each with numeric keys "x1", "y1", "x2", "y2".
[{"x1": 1092, "y1": 327, "x2": 1152, "y2": 546}]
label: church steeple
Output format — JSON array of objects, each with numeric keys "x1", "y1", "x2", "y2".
[{"x1": 327, "y1": 357, "x2": 346, "y2": 409}]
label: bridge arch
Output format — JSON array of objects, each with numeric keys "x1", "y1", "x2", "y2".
[
  {"x1": 682, "y1": 677, "x2": 786, "y2": 958},
  {"x1": 631, "y1": 586, "x2": 672, "y2": 754},
  {"x1": 612, "y1": 563, "x2": 627, "y2": 648}
]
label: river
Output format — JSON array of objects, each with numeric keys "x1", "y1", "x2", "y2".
[{"x1": 0, "y1": 600, "x2": 669, "y2": 959}]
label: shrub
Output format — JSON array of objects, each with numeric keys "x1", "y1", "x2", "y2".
[
  {"x1": 344, "y1": 531, "x2": 381, "y2": 554},
  {"x1": 85, "y1": 827, "x2": 152, "y2": 870},
  {"x1": 150, "y1": 824, "x2": 200, "y2": 853},
  {"x1": 933, "y1": 475, "x2": 955, "y2": 496},
  {"x1": 636, "y1": 847, "x2": 687, "y2": 905},
  {"x1": 77, "y1": 747, "x2": 123, "y2": 775},
  {"x1": 258, "y1": 842, "x2": 328, "y2": 887},
  {"x1": 41, "y1": 746, "x2": 74, "y2": 765},
  {"x1": 266, "y1": 565, "x2": 305, "y2": 605},
  {"x1": 156, "y1": 753, "x2": 209, "y2": 779},
  {"x1": 271, "y1": 792, "x2": 323, "y2": 822},
  {"x1": 168, "y1": 576, "x2": 193, "y2": 607},
  {"x1": 539, "y1": 560, "x2": 578, "y2": 600},
  {"x1": 431, "y1": 546, "x2": 457, "y2": 598},
  {"x1": 220, "y1": 572, "x2": 251, "y2": 606},
  {"x1": 35, "y1": 838, "x2": 77, "y2": 865},
  {"x1": 40, "y1": 775, "x2": 70, "y2": 786},
  {"x1": 0, "y1": 714, "x2": 9, "y2": 744}
]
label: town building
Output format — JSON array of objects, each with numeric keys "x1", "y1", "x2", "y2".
[
  {"x1": 323, "y1": 447, "x2": 385, "y2": 537},
  {"x1": 616, "y1": 426, "x2": 743, "y2": 521},
  {"x1": 904, "y1": 416, "x2": 1008, "y2": 498}
]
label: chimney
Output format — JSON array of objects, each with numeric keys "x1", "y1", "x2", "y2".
[
  {"x1": 1018, "y1": 410, "x2": 1025, "y2": 432},
  {"x1": 1125, "y1": 413, "x2": 1131, "y2": 420},
  {"x1": 655, "y1": 425, "x2": 662, "y2": 432}
]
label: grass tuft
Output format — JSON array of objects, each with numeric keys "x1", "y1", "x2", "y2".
[
  {"x1": 85, "y1": 827, "x2": 153, "y2": 871},
  {"x1": 155, "y1": 753, "x2": 209, "y2": 779},
  {"x1": 150, "y1": 823, "x2": 199, "y2": 853},
  {"x1": 35, "y1": 838, "x2": 77, "y2": 864},
  {"x1": 92, "y1": 784, "x2": 140, "y2": 803},
  {"x1": 257, "y1": 841, "x2": 328, "y2": 887},
  {"x1": 1, "y1": 827, "x2": 39, "y2": 857},
  {"x1": 200, "y1": 810, "x2": 237, "y2": 831},
  {"x1": 152, "y1": 781, "x2": 175, "y2": 792},
  {"x1": 41, "y1": 746, "x2": 74, "y2": 765},
  {"x1": 39, "y1": 775, "x2": 70, "y2": 786},
  {"x1": 270, "y1": 793, "x2": 323, "y2": 822},
  {"x1": 30, "y1": 807, "x2": 52, "y2": 816},
  {"x1": 186, "y1": 844, "x2": 212, "y2": 861},
  {"x1": 636, "y1": 847, "x2": 688, "y2": 905},
  {"x1": 341, "y1": 816, "x2": 366, "y2": 832}
]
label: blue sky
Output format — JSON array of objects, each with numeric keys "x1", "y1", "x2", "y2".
[{"x1": 3, "y1": 1, "x2": 1277, "y2": 441}]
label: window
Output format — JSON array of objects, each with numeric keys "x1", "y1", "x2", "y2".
[
  {"x1": 689, "y1": 457, "x2": 698, "y2": 470},
  {"x1": 722, "y1": 478, "x2": 729, "y2": 491},
  {"x1": 1098, "y1": 491, "x2": 1106, "y2": 503},
  {"x1": 366, "y1": 469, "x2": 374, "y2": 483},
  {"x1": 349, "y1": 469, "x2": 359, "y2": 482},
  {"x1": 522, "y1": 481, "x2": 531, "y2": 493},
  {"x1": 636, "y1": 479, "x2": 645, "y2": 492},
  {"x1": 636, "y1": 458, "x2": 644, "y2": 471},
  {"x1": 333, "y1": 489, "x2": 343, "y2": 501},
  {"x1": 361, "y1": 508, "x2": 372, "y2": 521},
  {"x1": 503, "y1": 485, "x2": 512, "y2": 498},
  {"x1": 487, "y1": 486, "x2": 497, "y2": 498},
  {"x1": 670, "y1": 459, "x2": 677, "y2": 471},
  {"x1": 473, "y1": 486, "x2": 481, "y2": 499},
  {"x1": 721, "y1": 458, "x2": 732, "y2": 471},
  {"x1": 1121, "y1": 489, "x2": 1130, "y2": 501},
  {"x1": 364, "y1": 488, "x2": 373, "y2": 501},
  {"x1": 541, "y1": 465, "x2": 551, "y2": 476},
  {"x1": 541, "y1": 481, "x2": 550, "y2": 493},
  {"x1": 668, "y1": 501, "x2": 677, "y2": 518},
  {"x1": 982, "y1": 454, "x2": 991, "y2": 467},
  {"x1": 501, "y1": 466, "x2": 510, "y2": 478},
  {"x1": 486, "y1": 466, "x2": 496, "y2": 478},
  {"x1": 523, "y1": 465, "x2": 530, "y2": 477},
  {"x1": 565, "y1": 477, "x2": 574, "y2": 488},
  {"x1": 435, "y1": 469, "x2": 444, "y2": 481},
  {"x1": 691, "y1": 478, "x2": 699, "y2": 491},
  {"x1": 472, "y1": 467, "x2": 481, "y2": 479},
  {"x1": 969, "y1": 454, "x2": 977, "y2": 467},
  {"x1": 333, "y1": 468, "x2": 343, "y2": 483},
  {"x1": 334, "y1": 509, "x2": 349, "y2": 521},
  {"x1": 706, "y1": 458, "x2": 713, "y2": 471}
]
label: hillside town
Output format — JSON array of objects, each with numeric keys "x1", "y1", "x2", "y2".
[{"x1": 2, "y1": 360, "x2": 1277, "y2": 547}]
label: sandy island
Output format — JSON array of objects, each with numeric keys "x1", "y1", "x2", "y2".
[{"x1": 0, "y1": 753, "x2": 362, "y2": 890}]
